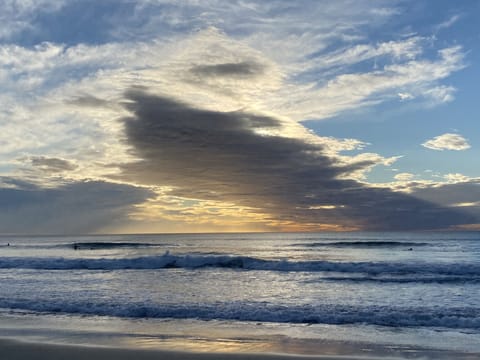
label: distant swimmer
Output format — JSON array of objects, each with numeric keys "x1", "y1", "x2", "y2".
[
  {"x1": 408, "y1": 248, "x2": 413, "y2": 251},
  {"x1": 7, "y1": 243, "x2": 9, "y2": 247},
  {"x1": 73, "y1": 243, "x2": 78, "y2": 250}
]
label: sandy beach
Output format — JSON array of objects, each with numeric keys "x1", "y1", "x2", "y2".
[
  {"x1": 3, "y1": 338, "x2": 480, "y2": 360},
  {"x1": 0, "y1": 338, "x2": 392, "y2": 360}
]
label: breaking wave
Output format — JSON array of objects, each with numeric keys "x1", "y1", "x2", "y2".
[
  {"x1": 1, "y1": 299, "x2": 479, "y2": 329},
  {"x1": 0, "y1": 253, "x2": 479, "y2": 277},
  {"x1": 296, "y1": 241, "x2": 429, "y2": 248},
  {"x1": 318, "y1": 275, "x2": 480, "y2": 284},
  {"x1": 0, "y1": 242, "x2": 165, "y2": 250},
  {"x1": 71, "y1": 242, "x2": 163, "y2": 250}
]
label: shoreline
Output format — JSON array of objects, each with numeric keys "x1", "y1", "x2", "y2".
[
  {"x1": 0, "y1": 338, "x2": 391, "y2": 360},
  {"x1": 1, "y1": 311, "x2": 479, "y2": 360},
  {"x1": 1, "y1": 338, "x2": 479, "y2": 360}
]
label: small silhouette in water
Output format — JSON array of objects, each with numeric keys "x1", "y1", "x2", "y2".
[
  {"x1": 73, "y1": 243, "x2": 78, "y2": 250},
  {"x1": 408, "y1": 247, "x2": 413, "y2": 251},
  {"x1": 7, "y1": 243, "x2": 9, "y2": 247}
]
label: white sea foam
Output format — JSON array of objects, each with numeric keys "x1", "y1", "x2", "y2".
[{"x1": 0, "y1": 299, "x2": 479, "y2": 329}]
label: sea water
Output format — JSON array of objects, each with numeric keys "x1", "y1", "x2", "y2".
[{"x1": 0, "y1": 232, "x2": 479, "y2": 358}]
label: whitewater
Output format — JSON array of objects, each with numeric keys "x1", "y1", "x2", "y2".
[{"x1": 0, "y1": 232, "x2": 479, "y2": 357}]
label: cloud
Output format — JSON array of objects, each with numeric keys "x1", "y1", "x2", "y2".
[
  {"x1": 67, "y1": 95, "x2": 112, "y2": 108},
  {"x1": 0, "y1": 178, "x2": 153, "y2": 234},
  {"x1": 379, "y1": 177, "x2": 480, "y2": 229},
  {"x1": 409, "y1": 179, "x2": 480, "y2": 221},
  {"x1": 0, "y1": 29, "x2": 286, "y2": 174},
  {"x1": 0, "y1": 2, "x2": 473, "y2": 232},
  {"x1": 435, "y1": 14, "x2": 461, "y2": 32},
  {"x1": 310, "y1": 36, "x2": 424, "y2": 70},
  {"x1": 190, "y1": 61, "x2": 265, "y2": 78},
  {"x1": 423, "y1": 85, "x2": 456, "y2": 105},
  {"x1": 117, "y1": 90, "x2": 474, "y2": 231},
  {"x1": 394, "y1": 172, "x2": 415, "y2": 181},
  {"x1": 28, "y1": 156, "x2": 78, "y2": 173},
  {"x1": 422, "y1": 133, "x2": 471, "y2": 151},
  {"x1": 0, "y1": 0, "x2": 65, "y2": 41},
  {"x1": 269, "y1": 45, "x2": 465, "y2": 121},
  {"x1": 0, "y1": 19, "x2": 466, "y2": 183},
  {"x1": 116, "y1": 0, "x2": 401, "y2": 45},
  {"x1": 444, "y1": 173, "x2": 471, "y2": 183},
  {"x1": 398, "y1": 92, "x2": 414, "y2": 101}
]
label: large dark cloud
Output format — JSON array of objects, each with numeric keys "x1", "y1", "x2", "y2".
[
  {"x1": 0, "y1": 178, "x2": 153, "y2": 234},
  {"x1": 119, "y1": 90, "x2": 475, "y2": 230}
]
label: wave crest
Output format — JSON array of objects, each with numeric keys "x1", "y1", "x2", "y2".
[
  {"x1": 1, "y1": 253, "x2": 479, "y2": 276},
  {"x1": 1, "y1": 299, "x2": 479, "y2": 329}
]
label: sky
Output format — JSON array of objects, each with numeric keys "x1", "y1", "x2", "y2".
[{"x1": 0, "y1": 0, "x2": 479, "y2": 234}]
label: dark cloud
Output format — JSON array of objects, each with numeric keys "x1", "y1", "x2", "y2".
[
  {"x1": 409, "y1": 180, "x2": 480, "y2": 220},
  {"x1": 190, "y1": 61, "x2": 265, "y2": 78},
  {"x1": 0, "y1": 179, "x2": 154, "y2": 234},
  {"x1": 119, "y1": 90, "x2": 475, "y2": 230},
  {"x1": 29, "y1": 156, "x2": 78, "y2": 172},
  {"x1": 410, "y1": 180, "x2": 480, "y2": 206},
  {"x1": 67, "y1": 95, "x2": 111, "y2": 108}
]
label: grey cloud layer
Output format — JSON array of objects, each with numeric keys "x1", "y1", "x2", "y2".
[
  {"x1": 29, "y1": 156, "x2": 78, "y2": 172},
  {"x1": 410, "y1": 180, "x2": 480, "y2": 217},
  {"x1": 190, "y1": 61, "x2": 265, "y2": 78},
  {"x1": 0, "y1": 179, "x2": 153, "y2": 234},
  {"x1": 119, "y1": 90, "x2": 474, "y2": 230}
]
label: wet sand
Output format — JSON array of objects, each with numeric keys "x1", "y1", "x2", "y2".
[{"x1": 0, "y1": 338, "x2": 408, "y2": 360}]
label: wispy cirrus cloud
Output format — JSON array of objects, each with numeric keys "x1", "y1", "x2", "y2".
[
  {"x1": 435, "y1": 14, "x2": 462, "y2": 32},
  {"x1": 307, "y1": 36, "x2": 424, "y2": 70},
  {"x1": 0, "y1": 0, "x2": 66, "y2": 41},
  {"x1": 273, "y1": 45, "x2": 465, "y2": 121}
]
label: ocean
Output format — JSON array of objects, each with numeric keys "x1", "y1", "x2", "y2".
[{"x1": 0, "y1": 232, "x2": 479, "y2": 358}]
